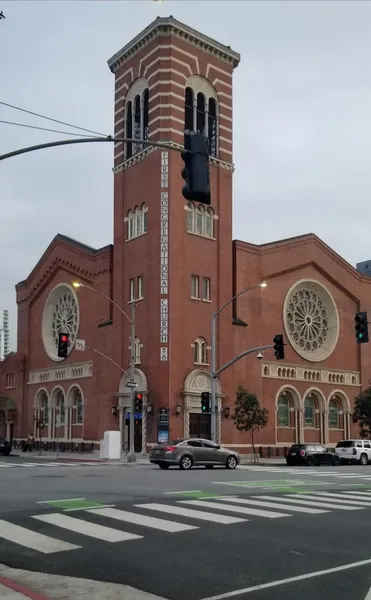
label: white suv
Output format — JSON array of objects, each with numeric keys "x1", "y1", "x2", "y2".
[{"x1": 335, "y1": 439, "x2": 371, "y2": 465}]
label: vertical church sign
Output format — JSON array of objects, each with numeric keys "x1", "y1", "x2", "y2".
[{"x1": 160, "y1": 152, "x2": 169, "y2": 361}]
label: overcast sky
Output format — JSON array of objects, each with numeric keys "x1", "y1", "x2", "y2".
[{"x1": 1, "y1": 0, "x2": 371, "y2": 351}]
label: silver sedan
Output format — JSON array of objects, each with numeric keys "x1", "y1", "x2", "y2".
[{"x1": 149, "y1": 438, "x2": 240, "y2": 470}]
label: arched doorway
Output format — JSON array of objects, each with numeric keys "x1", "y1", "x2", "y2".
[
  {"x1": 327, "y1": 390, "x2": 350, "y2": 443},
  {"x1": 34, "y1": 388, "x2": 49, "y2": 439},
  {"x1": 182, "y1": 369, "x2": 223, "y2": 443},
  {"x1": 49, "y1": 387, "x2": 66, "y2": 440},
  {"x1": 66, "y1": 385, "x2": 84, "y2": 440},
  {"x1": 117, "y1": 368, "x2": 148, "y2": 453},
  {"x1": 303, "y1": 388, "x2": 326, "y2": 444},
  {"x1": 0, "y1": 395, "x2": 16, "y2": 441},
  {"x1": 275, "y1": 386, "x2": 300, "y2": 444}
]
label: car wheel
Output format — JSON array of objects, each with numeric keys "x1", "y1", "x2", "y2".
[
  {"x1": 158, "y1": 462, "x2": 170, "y2": 469},
  {"x1": 179, "y1": 455, "x2": 193, "y2": 470},
  {"x1": 205, "y1": 465, "x2": 214, "y2": 469},
  {"x1": 360, "y1": 453, "x2": 368, "y2": 466},
  {"x1": 306, "y1": 456, "x2": 315, "y2": 467},
  {"x1": 226, "y1": 455, "x2": 238, "y2": 469},
  {"x1": 332, "y1": 455, "x2": 340, "y2": 466}
]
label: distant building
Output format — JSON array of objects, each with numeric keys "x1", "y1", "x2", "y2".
[
  {"x1": 1, "y1": 16, "x2": 371, "y2": 452},
  {"x1": 356, "y1": 260, "x2": 371, "y2": 277}
]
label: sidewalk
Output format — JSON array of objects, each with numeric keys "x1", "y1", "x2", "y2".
[{"x1": 0, "y1": 564, "x2": 167, "y2": 600}]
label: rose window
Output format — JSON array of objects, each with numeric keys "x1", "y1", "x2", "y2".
[
  {"x1": 42, "y1": 284, "x2": 80, "y2": 361},
  {"x1": 283, "y1": 280, "x2": 339, "y2": 362}
]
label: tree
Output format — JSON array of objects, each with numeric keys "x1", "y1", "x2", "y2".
[
  {"x1": 352, "y1": 387, "x2": 371, "y2": 438},
  {"x1": 232, "y1": 385, "x2": 268, "y2": 463}
]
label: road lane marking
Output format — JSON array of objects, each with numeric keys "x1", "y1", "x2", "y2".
[
  {"x1": 341, "y1": 490, "x2": 371, "y2": 497},
  {"x1": 135, "y1": 503, "x2": 247, "y2": 524},
  {"x1": 303, "y1": 492, "x2": 371, "y2": 506},
  {"x1": 37, "y1": 498, "x2": 85, "y2": 504},
  {"x1": 254, "y1": 495, "x2": 361, "y2": 511},
  {"x1": 364, "y1": 585, "x2": 371, "y2": 600},
  {"x1": 0, "y1": 519, "x2": 80, "y2": 554},
  {"x1": 33, "y1": 513, "x2": 142, "y2": 542},
  {"x1": 216, "y1": 496, "x2": 328, "y2": 514},
  {"x1": 164, "y1": 490, "x2": 202, "y2": 494},
  {"x1": 199, "y1": 557, "x2": 371, "y2": 600},
  {"x1": 89, "y1": 507, "x2": 198, "y2": 532},
  {"x1": 179, "y1": 499, "x2": 290, "y2": 519},
  {"x1": 64, "y1": 504, "x2": 116, "y2": 512},
  {"x1": 37, "y1": 498, "x2": 109, "y2": 511}
]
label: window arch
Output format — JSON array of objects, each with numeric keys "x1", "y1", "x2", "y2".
[
  {"x1": 127, "y1": 204, "x2": 148, "y2": 240},
  {"x1": 74, "y1": 391, "x2": 83, "y2": 425},
  {"x1": 186, "y1": 202, "x2": 214, "y2": 238},
  {"x1": 277, "y1": 394, "x2": 291, "y2": 427},
  {"x1": 304, "y1": 396, "x2": 316, "y2": 427},
  {"x1": 328, "y1": 398, "x2": 339, "y2": 429},
  {"x1": 57, "y1": 392, "x2": 65, "y2": 425},
  {"x1": 124, "y1": 78, "x2": 149, "y2": 161},
  {"x1": 183, "y1": 76, "x2": 218, "y2": 158},
  {"x1": 194, "y1": 337, "x2": 208, "y2": 365},
  {"x1": 42, "y1": 395, "x2": 49, "y2": 424}
]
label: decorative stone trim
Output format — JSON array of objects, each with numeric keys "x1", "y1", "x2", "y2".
[
  {"x1": 108, "y1": 18, "x2": 240, "y2": 74},
  {"x1": 28, "y1": 362, "x2": 93, "y2": 385},
  {"x1": 261, "y1": 362, "x2": 360, "y2": 386},
  {"x1": 113, "y1": 145, "x2": 234, "y2": 174}
]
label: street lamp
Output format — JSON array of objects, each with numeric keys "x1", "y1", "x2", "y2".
[
  {"x1": 210, "y1": 282, "x2": 267, "y2": 442},
  {"x1": 72, "y1": 282, "x2": 137, "y2": 462}
]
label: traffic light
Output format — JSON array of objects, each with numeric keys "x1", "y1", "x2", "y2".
[
  {"x1": 355, "y1": 311, "x2": 369, "y2": 344},
  {"x1": 135, "y1": 393, "x2": 143, "y2": 412},
  {"x1": 273, "y1": 334, "x2": 285, "y2": 360},
  {"x1": 57, "y1": 332, "x2": 69, "y2": 359},
  {"x1": 181, "y1": 132, "x2": 210, "y2": 205},
  {"x1": 201, "y1": 391, "x2": 210, "y2": 413}
]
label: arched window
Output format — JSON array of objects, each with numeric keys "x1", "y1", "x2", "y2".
[
  {"x1": 58, "y1": 393, "x2": 65, "y2": 425},
  {"x1": 205, "y1": 208, "x2": 213, "y2": 237},
  {"x1": 186, "y1": 203, "x2": 214, "y2": 238},
  {"x1": 127, "y1": 205, "x2": 148, "y2": 240},
  {"x1": 74, "y1": 391, "x2": 83, "y2": 425},
  {"x1": 194, "y1": 338, "x2": 208, "y2": 365},
  {"x1": 42, "y1": 395, "x2": 49, "y2": 425},
  {"x1": 183, "y1": 76, "x2": 218, "y2": 158},
  {"x1": 142, "y1": 203, "x2": 148, "y2": 233},
  {"x1": 124, "y1": 80, "x2": 149, "y2": 160},
  {"x1": 328, "y1": 399, "x2": 339, "y2": 429},
  {"x1": 134, "y1": 338, "x2": 141, "y2": 365},
  {"x1": 196, "y1": 205, "x2": 204, "y2": 235},
  {"x1": 134, "y1": 206, "x2": 141, "y2": 237},
  {"x1": 185, "y1": 87, "x2": 194, "y2": 131},
  {"x1": 277, "y1": 395, "x2": 290, "y2": 427},
  {"x1": 304, "y1": 397, "x2": 316, "y2": 427},
  {"x1": 127, "y1": 210, "x2": 134, "y2": 239},
  {"x1": 126, "y1": 101, "x2": 132, "y2": 159}
]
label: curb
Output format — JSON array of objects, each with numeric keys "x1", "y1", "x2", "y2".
[{"x1": 0, "y1": 573, "x2": 51, "y2": 600}]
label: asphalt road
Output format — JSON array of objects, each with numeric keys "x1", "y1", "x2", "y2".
[{"x1": 1, "y1": 455, "x2": 371, "y2": 600}]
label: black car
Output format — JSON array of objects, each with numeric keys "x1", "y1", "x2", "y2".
[
  {"x1": 286, "y1": 443, "x2": 340, "y2": 466},
  {"x1": 0, "y1": 438, "x2": 11, "y2": 456}
]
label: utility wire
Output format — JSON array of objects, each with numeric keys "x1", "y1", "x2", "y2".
[
  {"x1": 0, "y1": 120, "x2": 101, "y2": 138},
  {"x1": 0, "y1": 101, "x2": 108, "y2": 137}
]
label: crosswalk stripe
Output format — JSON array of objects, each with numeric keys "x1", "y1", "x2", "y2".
[
  {"x1": 89, "y1": 507, "x2": 198, "y2": 533},
  {"x1": 341, "y1": 491, "x2": 371, "y2": 497},
  {"x1": 179, "y1": 499, "x2": 290, "y2": 519},
  {"x1": 33, "y1": 513, "x2": 142, "y2": 542},
  {"x1": 216, "y1": 496, "x2": 328, "y2": 514},
  {"x1": 304, "y1": 492, "x2": 371, "y2": 506},
  {"x1": 0, "y1": 464, "x2": 12, "y2": 467},
  {"x1": 135, "y1": 503, "x2": 247, "y2": 524},
  {"x1": 0, "y1": 519, "x2": 80, "y2": 553},
  {"x1": 254, "y1": 495, "x2": 361, "y2": 511}
]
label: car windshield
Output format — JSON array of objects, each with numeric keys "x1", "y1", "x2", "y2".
[{"x1": 336, "y1": 441, "x2": 354, "y2": 448}]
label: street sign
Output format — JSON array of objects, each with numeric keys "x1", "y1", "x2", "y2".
[
  {"x1": 127, "y1": 381, "x2": 138, "y2": 388},
  {"x1": 75, "y1": 339, "x2": 86, "y2": 351}
]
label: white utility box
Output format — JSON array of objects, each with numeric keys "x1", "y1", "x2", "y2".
[{"x1": 102, "y1": 430, "x2": 121, "y2": 460}]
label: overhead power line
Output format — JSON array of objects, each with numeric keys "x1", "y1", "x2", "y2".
[
  {"x1": 0, "y1": 120, "x2": 101, "y2": 138},
  {"x1": 0, "y1": 101, "x2": 108, "y2": 137}
]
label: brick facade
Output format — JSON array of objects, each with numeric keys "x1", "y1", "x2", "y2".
[{"x1": 1, "y1": 17, "x2": 370, "y2": 453}]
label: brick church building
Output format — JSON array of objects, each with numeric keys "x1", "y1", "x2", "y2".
[{"x1": 1, "y1": 16, "x2": 371, "y2": 454}]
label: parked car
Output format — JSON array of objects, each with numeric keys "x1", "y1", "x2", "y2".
[
  {"x1": 335, "y1": 439, "x2": 371, "y2": 465},
  {"x1": 286, "y1": 443, "x2": 340, "y2": 466},
  {"x1": 149, "y1": 438, "x2": 240, "y2": 470},
  {"x1": 0, "y1": 438, "x2": 11, "y2": 456}
]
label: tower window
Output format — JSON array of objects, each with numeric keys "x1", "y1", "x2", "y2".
[
  {"x1": 123, "y1": 80, "x2": 149, "y2": 161},
  {"x1": 183, "y1": 77, "x2": 218, "y2": 158},
  {"x1": 194, "y1": 337, "x2": 208, "y2": 365},
  {"x1": 186, "y1": 202, "x2": 214, "y2": 238},
  {"x1": 127, "y1": 204, "x2": 148, "y2": 240}
]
